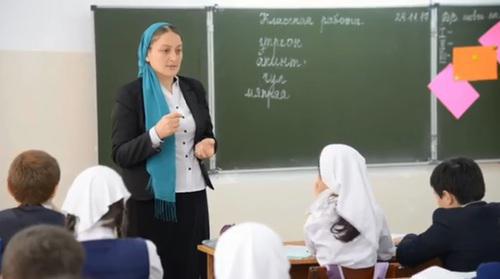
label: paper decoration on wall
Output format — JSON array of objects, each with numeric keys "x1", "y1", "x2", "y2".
[
  {"x1": 429, "y1": 21, "x2": 499, "y2": 119},
  {"x1": 479, "y1": 21, "x2": 500, "y2": 63},
  {"x1": 428, "y1": 64, "x2": 479, "y2": 119},
  {"x1": 453, "y1": 46, "x2": 498, "y2": 81}
]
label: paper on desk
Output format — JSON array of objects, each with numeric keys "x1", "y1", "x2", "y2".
[
  {"x1": 285, "y1": 245, "x2": 312, "y2": 259},
  {"x1": 411, "y1": 266, "x2": 476, "y2": 279},
  {"x1": 201, "y1": 239, "x2": 218, "y2": 249}
]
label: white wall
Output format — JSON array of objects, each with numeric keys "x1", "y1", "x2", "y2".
[{"x1": 1, "y1": 0, "x2": 500, "y2": 240}]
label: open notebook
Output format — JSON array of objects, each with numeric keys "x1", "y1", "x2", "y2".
[
  {"x1": 284, "y1": 245, "x2": 312, "y2": 259},
  {"x1": 202, "y1": 239, "x2": 312, "y2": 260}
]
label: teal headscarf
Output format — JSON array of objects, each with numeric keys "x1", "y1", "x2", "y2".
[{"x1": 138, "y1": 22, "x2": 177, "y2": 221}]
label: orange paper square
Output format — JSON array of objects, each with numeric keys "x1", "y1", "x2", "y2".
[{"x1": 452, "y1": 46, "x2": 498, "y2": 81}]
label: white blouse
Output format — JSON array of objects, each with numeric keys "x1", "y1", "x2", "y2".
[
  {"x1": 149, "y1": 77, "x2": 206, "y2": 193},
  {"x1": 304, "y1": 189, "x2": 395, "y2": 268}
]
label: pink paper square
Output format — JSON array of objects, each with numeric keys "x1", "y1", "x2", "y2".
[
  {"x1": 479, "y1": 21, "x2": 500, "y2": 63},
  {"x1": 428, "y1": 64, "x2": 479, "y2": 119}
]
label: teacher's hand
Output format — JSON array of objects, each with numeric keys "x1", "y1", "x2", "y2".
[
  {"x1": 154, "y1": 112, "x2": 183, "y2": 139},
  {"x1": 195, "y1": 138, "x2": 216, "y2": 160}
]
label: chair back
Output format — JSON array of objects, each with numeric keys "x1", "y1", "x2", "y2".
[
  {"x1": 308, "y1": 263, "x2": 387, "y2": 279},
  {"x1": 341, "y1": 266, "x2": 375, "y2": 279},
  {"x1": 307, "y1": 266, "x2": 328, "y2": 279},
  {"x1": 477, "y1": 262, "x2": 500, "y2": 279}
]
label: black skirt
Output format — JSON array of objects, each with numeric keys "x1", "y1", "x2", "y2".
[{"x1": 125, "y1": 190, "x2": 209, "y2": 279}]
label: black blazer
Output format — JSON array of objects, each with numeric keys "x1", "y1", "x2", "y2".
[
  {"x1": 111, "y1": 76, "x2": 216, "y2": 199},
  {"x1": 396, "y1": 201, "x2": 500, "y2": 271},
  {"x1": 0, "y1": 206, "x2": 65, "y2": 245}
]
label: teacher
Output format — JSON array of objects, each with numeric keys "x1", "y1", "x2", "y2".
[{"x1": 111, "y1": 22, "x2": 216, "y2": 279}]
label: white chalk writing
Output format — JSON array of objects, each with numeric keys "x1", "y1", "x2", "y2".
[
  {"x1": 258, "y1": 37, "x2": 303, "y2": 56},
  {"x1": 394, "y1": 11, "x2": 430, "y2": 23},
  {"x1": 438, "y1": 27, "x2": 453, "y2": 65},
  {"x1": 244, "y1": 72, "x2": 290, "y2": 109},
  {"x1": 463, "y1": 10, "x2": 485, "y2": 22},
  {"x1": 256, "y1": 55, "x2": 305, "y2": 68},
  {"x1": 320, "y1": 14, "x2": 364, "y2": 33},
  {"x1": 441, "y1": 11, "x2": 458, "y2": 25},
  {"x1": 489, "y1": 12, "x2": 500, "y2": 20},
  {"x1": 259, "y1": 12, "x2": 314, "y2": 26}
]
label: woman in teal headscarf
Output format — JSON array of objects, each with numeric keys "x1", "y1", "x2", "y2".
[{"x1": 111, "y1": 22, "x2": 216, "y2": 279}]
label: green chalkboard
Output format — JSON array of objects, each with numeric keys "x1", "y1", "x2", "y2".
[
  {"x1": 437, "y1": 6, "x2": 500, "y2": 160},
  {"x1": 93, "y1": 7, "x2": 207, "y2": 167},
  {"x1": 213, "y1": 8, "x2": 431, "y2": 170}
]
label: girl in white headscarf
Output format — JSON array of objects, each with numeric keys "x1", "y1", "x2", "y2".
[
  {"x1": 62, "y1": 165, "x2": 163, "y2": 279},
  {"x1": 304, "y1": 144, "x2": 395, "y2": 269},
  {"x1": 215, "y1": 222, "x2": 290, "y2": 279}
]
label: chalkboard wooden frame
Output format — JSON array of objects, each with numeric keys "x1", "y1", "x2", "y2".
[{"x1": 93, "y1": 4, "x2": 500, "y2": 172}]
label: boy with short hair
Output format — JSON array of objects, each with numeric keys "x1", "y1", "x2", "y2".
[
  {"x1": 0, "y1": 150, "x2": 65, "y2": 245},
  {"x1": 396, "y1": 157, "x2": 500, "y2": 271},
  {"x1": 2, "y1": 224, "x2": 84, "y2": 279}
]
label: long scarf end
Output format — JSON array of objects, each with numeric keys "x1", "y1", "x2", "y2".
[{"x1": 154, "y1": 200, "x2": 177, "y2": 223}]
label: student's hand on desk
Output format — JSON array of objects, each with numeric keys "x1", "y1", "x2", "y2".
[
  {"x1": 392, "y1": 235, "x2": 404, "y2": 246},
  {"x1": 154, "y1": 112, "x2": 183, "y2": 139},
  {"x1": 195, "y1": 138, "x2": 215, "y2": 160}
]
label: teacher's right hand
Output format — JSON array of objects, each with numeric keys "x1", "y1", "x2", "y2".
[{"x1": 154, "y1": 112, "x2": 183, "y2": 139}]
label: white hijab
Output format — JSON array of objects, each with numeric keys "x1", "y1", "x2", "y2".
[
  {"x1": 62, "y1": 165, "x2": 130, "y2": 236},
  {"x1": 318, "y1": 144, "x2": 382, "y2": 249},
  {"x1": 215, "y1": 222, "x2": 290, "y2": 279}
]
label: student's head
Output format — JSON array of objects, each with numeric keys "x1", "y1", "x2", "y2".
[
  {"x1": 318, "y1": 144, "x2": 381, "y2": 245},
  {"x1": 430, "y1": 157, "x2": 485, "y2": 208},
  {"x1": 140, "y1": 23, "x2": 183, "y2": 82},
  {"x1": 1, "y1": 225, "x2": 84, "y2": 279},
  {"x1": 214, "y1": 222, "x2": 290, "y2": 279},
  {"x1": 62, "y1": 165, "x2": 130, "y2": 239},
  {"x1": 7, "y1": 150, "x2": 60, "y2": 205}
]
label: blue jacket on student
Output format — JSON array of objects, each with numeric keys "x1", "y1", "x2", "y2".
[
  {"x1": 397, "y1": 201, "x2": 500, "y2": 272},
  {"x1": 82, "y1": 238, "x2": 149, "y2": 279}
]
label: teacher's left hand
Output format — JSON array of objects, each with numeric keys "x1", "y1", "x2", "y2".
[{"x1": 194, "y1": 138, "x2": 215, "y2": 160}]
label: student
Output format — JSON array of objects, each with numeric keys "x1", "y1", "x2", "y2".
[
  {"x1": 1, "y1": 224, "x2": 84, "y2": 279},
  {"x1": 0, "y1": 150, "x2": 65, "y2": 245},
  {"x1": 62, "y1": 165, "x2": 163, "y2": 279},
  {"x1": 214, "y1": 222, "x2": 290, "y2": 279},
  {"x1": 396, "y1": 157, "x2": 500, "y2": 272},
  {"x1": 304, "y1": 144, "x2": 394, "y2": 268}
]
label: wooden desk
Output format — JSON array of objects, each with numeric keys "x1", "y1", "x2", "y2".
[
  {"x1": 197, "y1": 241, "x2": 318, "y2": 279},
  {"x1": 386, "y1": 258, "x2": 442, "y2": 278},
  {"x1": 198, "y1": 241, "x2": 441, "y2": 279}
]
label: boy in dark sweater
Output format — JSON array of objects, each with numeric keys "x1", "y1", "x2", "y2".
[
  {"x1": 0, "y1": 150, "x2": 65, "y2": 246},
  {"x1": 396, "y1": 157, "x2": 500, "y2": 271}
]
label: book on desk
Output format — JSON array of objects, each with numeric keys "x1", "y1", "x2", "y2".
[{"x1": 202, "y1": 239, "x2": 312, "y2": 260}]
